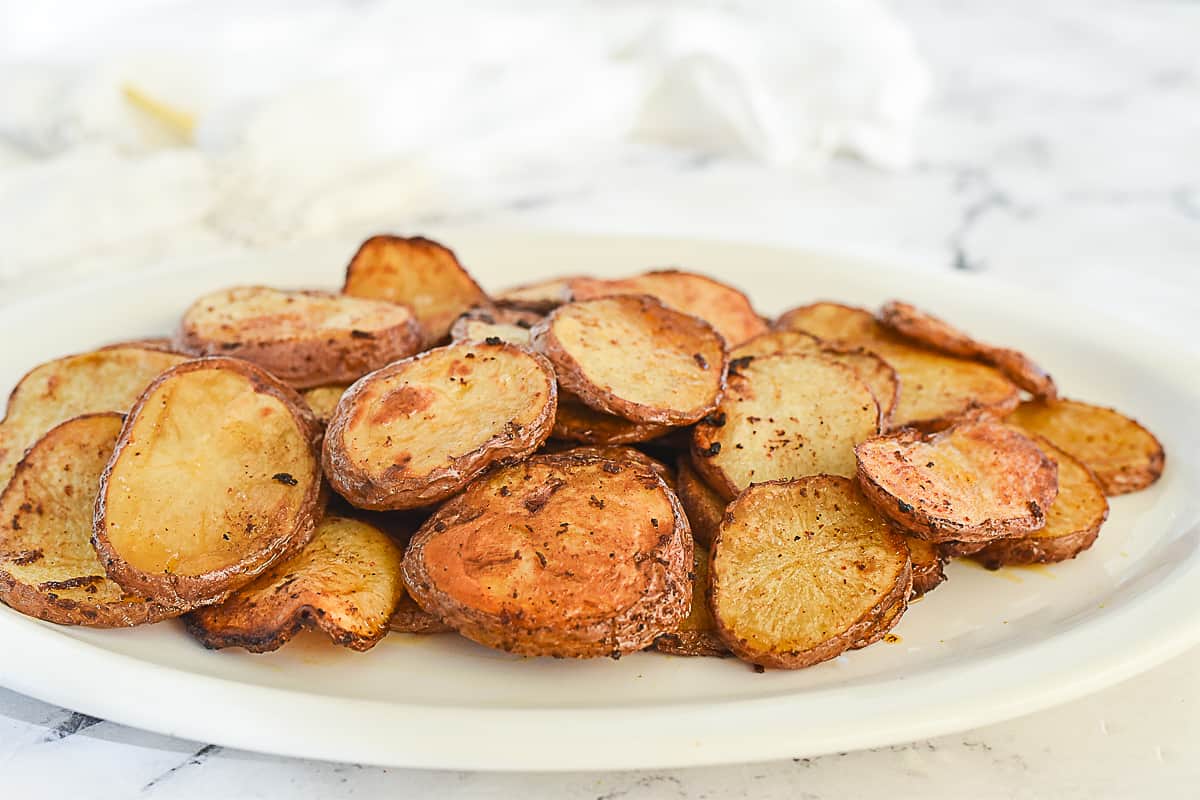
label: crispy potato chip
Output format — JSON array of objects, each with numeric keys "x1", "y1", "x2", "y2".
[
  {"x1": 0, "y1": 347, "x2": 188, "y2": 490},
  {"x1": 654, "y1": 544, "x2": 730, "y2": 658},
  {"x1": 710, "y1": 476, "x2": 911, "y2": 670},
  {"x1": 449, "y1": 306, "x2": 542, "y2": 347},
  {"x1": 1007, "y1": 398, "x2": 1164, "y2": 495},
  {"x1": 94, "y1": 358, "x2": 323, "y2": 609},
  {"x1": 972, "y1": 437, "x2": 1108, "y2": 568},
  {"x1": 906, "y1": 536, "x2": 946, "y2": 596},
  {"x1": 878, "y1": 301, "x2": 1056, "y2": 398},
  {"x1": 674, "y1": 455, "x2": 727, "y2": 548},
  {"x1": 774, "y1": 301, "x2": 885, "y2": 344},
  {"x1": 0, "y1": 414, "x2": 180, "y2": 627},
  {"x1": 568, "y1": 269, "x2": 767, "y2": 346},
  {"x1": 551, "y1": 393, "x2": 673, "y2": 445},
  {"x1": 692, "y1": 354, "x2": 881, "y2": 500},
  {"x1": 323, "y1": 342, "x2": 557, "y2": 510},
  {"x1": 301, "y1": 384, "x2": 350, "y2": 426},
  {"x1": 533, "y1": 295, "x2": 726, "y2": 425},
  {"x1": 177, "y1": 286, "x2": 422, "y2": 390},
  {"x1": 389, "y1": 592, "x2": 453, "y2": 634},
  {"x1": 402, "y1": 452, "x2": 692, "y2": 658},
  {"x1": 343, "y1": 235, "x2": 489, "y2": 346},
  {"x1": 855, "y1": 421, "x2": 1059, "y2": 543},
  {"x1": 185, "y1": 516, "x2": 404, "y2": 652},
  {"x1": 494, "y1": 276, "x2": 578, "y2": 312}
]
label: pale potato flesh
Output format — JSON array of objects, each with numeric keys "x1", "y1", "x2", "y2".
[
  {"x1": 301, "y1": 384, "x2": 350, "y2": 425},
  {"x1": 184, "y1": 287, "x2": 415, "y2": 343},
  {"x1": 450, "y1": 307, "x2": 541, "y2": 347}
]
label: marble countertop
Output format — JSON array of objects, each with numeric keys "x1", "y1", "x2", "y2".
[{"x1": 2, "y1": 1, "x2": 1199, "y2": 797}]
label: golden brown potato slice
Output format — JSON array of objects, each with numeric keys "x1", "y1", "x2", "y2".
[
  {"x1": 177, "y1": 286, "x2": 422, "y2": 390},
  {"x1": 343, "y1": 235, "x2": 490, "y2": 346},
  {"x1": 855, "y1": 421, "x2": 1058, "y2": 543},
  {"x1": 906, "y1": 536, "x2": 946, "y2": 596},
  {"x1": 938, "y1": 540, "x2": 988, "y2": 559},
  {"x1": 0, "y1": 347, "x2": 188, "y2": 490},
  {"x1": 100, "y1": 336, "x2": 179, "y2": 353},
  {"x1": 733, "y1": 330, "x2": 900, "y2": 425},
  {"x1": 533, "y1": 295, "x2": 726, "y2": 425},
  {"x1": 402, "y1": 452, "x2": 692, "y2": 658},
  {"x1": 775, "y1": 302, "x2": 1020, "y2": 429},
  {"x1": 878, "y1": 301, "x2": 1056, "y2": 399},
  {"x1": 710, "y1": 476, "x2": 911, "y2": 670},
  {"x1": 551, "y1": 393, "x2": 673, "y2": 445},
  {"x1": 654, "y1": 544, "x2": 730, "y2": 658},
  {"x1": 0, "y1": 414, "x2": 180, "y2": 627},
  {"x1": 449, "y1": 307, "x2": 542, "y2": 347},
  {"x1": 94, "y1": 358, "x2": 323, "y2": 609},
  {"x1": 388, "y1": 592, "x2": 453, "y2": 634},
  {"x1": 692, "y1": 354, "x2": 881, "y2": 500},
  {"x1": 568, "y1": 269, "x2": 767, "y2": 346},
  {"x1": 494, "y1": 276, "x2": 579, "y2": 312},
  {"x1": 301, "y1": 384, "x2": 350, "y2": 426},
  {"x1": 674, "y1": 455, "x2": 727, "y2": 548},
  {"x1": 1007, "y1": 398, "x2": 1164, "y2": 495},
  {"x1": 540, "y1": 444, "x2": 674, "y2": 485},
  {"x1": 185, "y1": 516, "x2": 404, "y2": 652},
  {"x1": 323, "y1": 342, "x2": 557, "y2": 511},
  {"x1": 972, "y1": 437, "x2": 1109, "y2": 569}
]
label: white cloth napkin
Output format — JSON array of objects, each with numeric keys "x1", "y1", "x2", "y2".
[{"x1": 0, "y1": 0, "x2": 930, "y2": 276}]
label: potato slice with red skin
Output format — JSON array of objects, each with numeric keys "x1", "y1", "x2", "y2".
[
  {"x1": 568, "y1": 269, "x2": 767, "y2": 346},
  {"x1": 711, "y1": 476, "x2": 911, "y2": 670},
  {"x1": 94, "y1": 358, "x2": 323, "y2": 610},
  {"x1": 692, "y1": 354, "x2": 881, "y2": 500},
  {"x1": 449, "y1": 306, "x2": 542, "y2": 347},
  {"x1": 855, "y1": 421, "x2": 1058, "y2": 544},
  {"x1": 972, "y1": 437, "x2": 1108, "y2": 569},
  {"x1": 494, "y1": 276, "x2": 579, "y2": 312},
  {"x1": 0, "y1": 413, "x2": 181, "y2": 627},
  {"x1": 654, "y1": 544, "x2": 730, "y2": 658},
  {"x1": 343, "y1": 235, "x2": 490, "y2": 347},
  {"x1": 906, "y1": 536, "x2": 946, "y2": 596},
  {"x1": 323, "y1": 342, "x2": 557, "y2": 511},
  {"x1": 540, "y1": 444, "x2": 674, "y2": 486},
  {"x1": 100, "y1": 337, "x2": 180, "y2": 353},
  {"x1": 878, "y1": 301, "x2": 1056, "y2": 399},
  {"x1": 533, "y1": 295, "x2": 726, "y2": 426},
  {"x1": 1007, "y1": 398, "x2": 1164, "y2": 496},
  {"x1": 402, "y1": 452, "x2": 692, "y2": 658},
  {"x1": 0, "y1": 347, "x2": 188, "y2": 490},
  {"x1": 551, "y1": 393, "x2": 673, "y2": 445},
  {"x1": 177, "y1": 286, "x2": 422, "y2": 389},
  {"x1": 674, "y1": 456, "x2": 727, "y2": 548},
  {"x1": 185, "y1": 516, "x2": 405, "y2": 652},
  {"x1": 389, "y1": 592, "x2": 453, "y2": 635}
]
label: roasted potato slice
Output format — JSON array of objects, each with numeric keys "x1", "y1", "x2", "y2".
[
  {"x1": 301, "y1": 384, "x2": 350, "y2": 426},
  {"x1": 674, "y1": 455, "x2": 727, "y2": 548},
  {"x1": 177, "y1": 286, "x2": 422, "y2": 390},
  {"x1": 0, "y1": 414, "x2": 180, "y2": 627},
  {"x1": 94, "y1": 358, "x2": 323, "y2": 609},
  {"x1": 972, "y1": 437, "x2": 1109, "y2": 569},
  {"x1": 494, "y1": 276, "x2": 579, "y2": 312},
  {"x1": 323, "y1": 342, "x2": 557, "y2": 511},
  {"x1": 100, "y1": 336, "x2": 179, "y2": 353},
  {"x1": 533, "y1": 295, "x2": 726, "y2": 425},
  {"x1": 449, "y1": 306, "x2": 542, "y2": 347},
  {"x1": 906, "y1": 536, "x2": 946, "y2": 596},
  {"x1": 185, "y1": 516, "x2": 404, "y2": 652},
  {"x1": 343, "y1": 235, "x2": 490, "y2": 346},
  {"x1": 1007, "y1": 398, "x2": 1164, "y2": 495},
  {"x1": 775, "y1": 302, "x2": 1019, "y2": 429},
  {"x1": 568, "y1": 269, "x2": 767, "y2": 346},
  {"x1": 733, "y1": 330, "x2": 900, "y2": 425},
  {"x1": 541, "y1": 444, "x2": 674, "y2": 485},
  {"x1": 654, "y1": 544, "x2": 729, "y2": 657},
  {"x1": 692, "y1": 354, "x2": 881, "y2": 500},
  {"x1": 0, "y1": 347, "x2": 188, "y2": 490},
  {"x1": 938, "y1": 540, "x2": 988, "y2": 559},
  {"x1": 551, "y1": 393, "x2": 673, "y2": 445},
  {"x1": 710, "y1": 476, "x2": 911, "y2": 670},
  {"x1": 389, "y1": 592, "x2": 453, "y2": 635},
  {"x1": 855, "y1": 421, "x2": 1058, "y2": 543},
  {"x1": 402, "y1": 452, "x2": 692, "y2": 658},
  {"x1": 878, "y1": 300, "x2": 1056, "y2": 399}
]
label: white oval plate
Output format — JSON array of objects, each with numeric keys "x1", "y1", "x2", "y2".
[{"x1": 0, "y1": 232, "x2": 1196, "y2": 772}]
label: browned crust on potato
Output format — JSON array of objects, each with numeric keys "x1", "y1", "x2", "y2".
[
  {"x1": 906, "y1": 536, "x2": 947, "y2": 596},
  {"x1": 176, "y1": 286, "x2": 422, "y2": 390},
  {"x1": 323, "y1": 342, "x2": 557, "y2": 511},
  {"x1": 402, "y1": 452, "x2": 692, "y2": 658},
  {"x1": 654, "y1": 543, "x2": 731, "y2": 658},
  {"x1": 551, "y1": 393, "x2": 673, "y2": 445},
  {"x1": 533, "y1": 295, "x2": 727, "y2": 426},
  {"x1": 855, "y1": 421, "x2": 1059, "y2": 543},
  {"x1": 878, "y1": 301, "x2": 1057, "y2": 399},
  {"x1": 674, "y1": 456, "x2": 727, "y2": 548},
  {"x1": 568, "y1": 269, "x2": 767, "y2": 346},
  {"x1": 301, "y1": 384, "x2": 350, "y2": 427},
  {"x1": 710, "y1": 476, "x2": 911, "y2": 670},
  {"x1": 449, "y1": 306, "x2": 542, "y2": 347},
  {"x1": 184, "y1": 516, "x2": 404, "y2": 652},
  {"x1": 99, "y1": 337, "x2": 180, "y2": 353},
  {"x1": 849, "y1": 589, "x2": 908, "y2": 650},
  {"x1": 971, "y1": 437, "x2": 1109, "y2": 569},
  {"x1": 0, "y1": 414, "x2": 182, "y2": 627},
  {"x1": 388, "y1": 592, "x2": 453, "y2": 634},
  {"x1": 938, "y1": 540, "x2": 989, "y2": 559},
  {"x1": 692, "y1": 354, "x2": 881, "y2": 500},
  {"x1": 1006, "y1": 398, "x2": 1165, "y2": 496},
  {"x1": 343, "y1": 235, "x2": 490, "y2": 346},
  {"x1": 539, "y1": 444, "x2": 674, "y2": 486},
  {"x1": 93, "y1": 358, "x2": 323, "y2": 610},
  {"x1": 494, "y1": 276, "x2": 579, "y2": 312}
]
